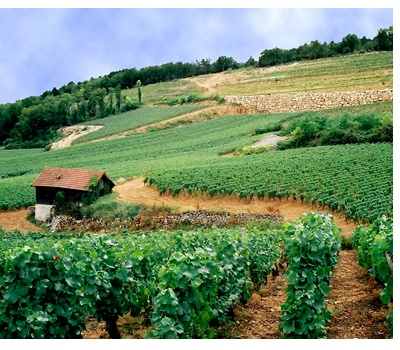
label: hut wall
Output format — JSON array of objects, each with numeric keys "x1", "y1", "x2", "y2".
[{"x1": 35, "y1": 204, "x2": 53, "y2": 222}]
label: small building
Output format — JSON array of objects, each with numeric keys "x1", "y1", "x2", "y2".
[{"x1": 31, "y1": 166, "x2": 115, "y2": 222}]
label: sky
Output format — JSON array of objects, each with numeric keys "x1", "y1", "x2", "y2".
[{"x1": 0, "y1": 3, "x2": 394, "y2": 105}]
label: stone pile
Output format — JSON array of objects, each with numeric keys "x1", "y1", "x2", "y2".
[
  {"x1": 49, "y1": 210, "x2": 284, "y2": 233},
  {"x1": 49, "y1": 215, "x2": 131, "y2": 233},
  {"x1": 146, "y1": 210, "x2": 284, "y2": 230}
]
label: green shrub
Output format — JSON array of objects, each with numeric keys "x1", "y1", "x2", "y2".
[
  {"x1": 352, "y1": 215, "x2": 393, "y2": 335},
  {"x1": 278, "y1": 112, "x2": 393, "y2": 149},
  {"x1": 81, "y1": 194, "x2": 141, "y2": 221}
]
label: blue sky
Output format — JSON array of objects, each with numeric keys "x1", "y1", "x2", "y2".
[{"x1": 0, "y1": 4, "x2": 394, "y2": 105}]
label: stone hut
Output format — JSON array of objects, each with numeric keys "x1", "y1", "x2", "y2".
[{"x1": 31, "y1": 166, "x2": 115, "y2": 222}]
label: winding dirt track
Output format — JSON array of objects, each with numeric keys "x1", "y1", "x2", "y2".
[{"x1": 114, "y1": 177, "x2": 357, "y2": 237}]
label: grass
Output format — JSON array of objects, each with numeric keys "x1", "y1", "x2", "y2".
[
  {"x1": 80, "y1": 193, "x2": 141, "y2": 221},
  {"x1": 205, "y1": 52, "x2": 393, "y2": 96},
  {"x1": 122, "y1": 79, "x2": 201, "y2": 105}
]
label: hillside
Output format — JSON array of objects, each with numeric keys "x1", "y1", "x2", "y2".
[
  {"x1": 123, "y1": 51, "x2": 392, "y2": 103},
  {"x1": 51, "y1": 51, "x2": 393, "y2": 149},
  {"x1": 0, "y1": 52, "x2": 393, "y2": 340}
]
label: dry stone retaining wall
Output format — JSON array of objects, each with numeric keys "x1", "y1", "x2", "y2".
[{"x1": 225, "y1": 89, "x2": 393, "y2": 114}]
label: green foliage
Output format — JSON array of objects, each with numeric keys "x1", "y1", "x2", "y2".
[
  {"x1": 0, "y1": 227, "x2": 282, "y2": 339},
  {"x1": 136, "y1": 80, "x2": 142, "y2": 106},
  {"x1": 277, "y1": 112, "x2": 393, "y2": 149},
  {"x1": 246, "y1": 228, "x2": 282, "y2": 291},
  {"x1": 148, "y1": 229, "x2": 256, "y2": 338},
  {"x1": 0, "y1": 234, "x2": 152, "y2": 339},
  {"x1": 119, "y1": 98, "x2": 140, "y2": 112},
  {"x1": 0, "y1": 105, "x2": 392, "y2": 226},
  {"x1": 234, "y1": 145, "x2": 273, "y2": 156},
  {"x1": 145, "y1": 228, "x2": 282, "y2": 339},
  {"x1": 0, "y1": 240, "x2": 100, "y2": 338},
  {"x1": 352, "y1": 215, "x2": 393, "y2": 335},
  {"x1": 149, "y1": 250, "x2": 223, "y2": 339},
  {"x1": 160, "y1": 93, "x2": 224, "y2": 106},
  {"x1": 243, "y1": 219, "x2": 284, "y2": 232},
  {"x1": 81, "y1": 176, "x2": 101, "y2": 206},
  {"x1": 80, "y1": 194, "x2": 141, "y2": 221},
  {"x1": 258, "y1": 27, "x2": 392, "y2": 67},
  {"x1": 0, "y1": 173, "x2": 36, "y2": 210},
  {"x1": 149, "y1": 142, "x2": 392, "y2": 224},
  {"x1": 278, "y1": 212, "x2": 341, "y2": 338}
]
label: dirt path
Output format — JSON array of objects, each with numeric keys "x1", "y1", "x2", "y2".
[
  {"x1": 325, "y1": 250, "x2": 390, "y2": 338},
  {"x1": 49, "y1": 125, "x2": 103, "y2": 150},
  {"x1": 0, "y1": 208, "x2": 43, "y2": 232},
  {"x1": 114, "y1": 177, "x2": 357, "y2": 237},
  {"x1": 186, "y1": 70, "x2": 248, "y2": 95},
  {"x1": 230, "y1": 250, "x2": 390, "y2": 339}
]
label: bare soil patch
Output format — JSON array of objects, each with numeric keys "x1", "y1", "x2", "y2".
[
  {"x1": 185, "y1": 66, "x2": 298, "y2": 95},
  {"x1": 186, "y1": 70, "x2": 249, "y2": 95},
  {"x1": 0, "y1": 208, "x2": 43, "y2": 232},
  {"x1": 325, "y1": 250, "x2": 391, "y2": 338},
  {"x1": 49, "y1": 125, "x2": 103, "y2": 150}
]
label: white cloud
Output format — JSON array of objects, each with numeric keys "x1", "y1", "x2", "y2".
[{"x1": 0, "y1": 7, "x2": 394, "y2": 104}]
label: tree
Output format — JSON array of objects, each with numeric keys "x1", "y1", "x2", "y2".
[
  {"x1": 259, "y1": 48, "x2": 287, "y2": 67},
  {"x1": 195, "y1": 59, "x2": 212, "y2": 75},
  {"x1": 213, "y1": 56, "x2": 239, "y2": 72},
  {"x1": 244, "y1": 56, "x2": 257, "y2": 67},
  {"x1": 115, "y1": 84, "x2": 122, "y2": 111},
  {"x1": 309, "y1": 40, "x2": 324, "y2": 59},
  {"x1": 374, "y1": 27, "x2": 393, "y2": 51},
  {"x1": 339, "y1": 34, "x2": 360, "y2": 54},
  {"x1": 136, "y1": 80, "x2": 142, "y2": 106}
]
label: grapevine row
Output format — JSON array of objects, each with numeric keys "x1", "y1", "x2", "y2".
[
  {"x1": 0, "y1": 227, "x2": 282, "y2": 339},
  {"x1": 147, "y1": 143, "x2": 392, "y2": 224}
]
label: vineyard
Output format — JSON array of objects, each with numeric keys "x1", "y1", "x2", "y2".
[
  {"x1": 0, "y1": 213, "x2": 392, "y2": 339},
  {"x1": 146, "y1": 142, "x2": 392, "y2": 225},
  {"x1": 0, "y1": 224, "x2": 282, "y2": 338},
  {"x1": 0, "y1": 101, "x2": 392, "y2": 213},
  {"x1": 0, "y1": 51, "x2": 393, "y2": 339}
]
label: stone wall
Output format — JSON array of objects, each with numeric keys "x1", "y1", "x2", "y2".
[{"x1": 225, "y1": 89, "x2": 393, "y2": 114}]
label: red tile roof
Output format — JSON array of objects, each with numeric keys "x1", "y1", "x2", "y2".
[{"x1": 31, "y1": 167, "x2": 114, "y2": 191}]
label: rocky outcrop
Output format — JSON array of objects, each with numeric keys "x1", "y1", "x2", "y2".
[{"x1": 225, "y1": 89, "x2": 393, "y2": 114}]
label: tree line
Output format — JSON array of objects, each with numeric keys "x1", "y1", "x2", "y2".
[{"x1": 0, "y1": 26, "x2": 392, "y2": 149}]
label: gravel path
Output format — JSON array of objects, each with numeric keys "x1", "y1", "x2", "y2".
[{"x1": 252, "y1": 134, "x2": 289, "y2": 148}]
